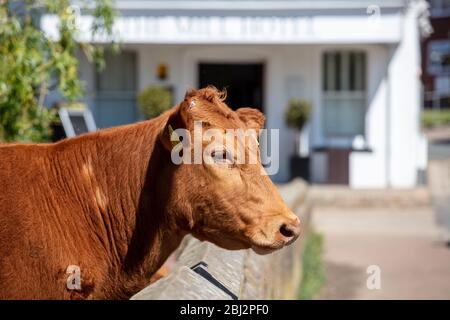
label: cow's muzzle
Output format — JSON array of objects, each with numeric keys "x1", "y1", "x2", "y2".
[{"x1": 278, "y1": 217, "x2": 301, "y2": 244}]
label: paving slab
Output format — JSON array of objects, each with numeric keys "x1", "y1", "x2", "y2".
[{"x1": 314, "y1": 207, "x2": 450, "y2": 299}]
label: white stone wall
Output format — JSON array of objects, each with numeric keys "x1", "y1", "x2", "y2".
[
  {"x1": 387, "y1": 2, "x2": 425, "y2": 188},
  {"x1": 349, "y1": 45, "x2": 390, "y2": 188}
]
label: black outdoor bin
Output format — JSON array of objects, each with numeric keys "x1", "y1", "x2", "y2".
[{"x1": 290, "y1": 155, "x2": 310, "y2": 182}]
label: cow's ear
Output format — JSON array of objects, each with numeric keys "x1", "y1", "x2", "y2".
[
  {"x1": 236, "y1": 107, "x2": 265, "y2": 131},
  {"x1": 159, "y1": 100, "x2": 190, "y2": 151}
]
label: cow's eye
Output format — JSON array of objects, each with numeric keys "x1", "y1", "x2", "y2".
[{"x1": 211, "y1": 149, "x2": 234, "y2": 167}]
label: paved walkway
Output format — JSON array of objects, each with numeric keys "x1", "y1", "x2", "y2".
[
  {"x1": 314, "y1": 207, "x2": 450, "y2": 299},
  {"x1": 313, "y1": 127, "x2": 450, "y2": 299},
  {"x1": 427, "y1": 127, "x2": 450, "y2": 240}
]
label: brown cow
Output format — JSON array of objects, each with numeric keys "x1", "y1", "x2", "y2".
[{"x1": 0, "y1": 87, "x2": 300, "y2": 299}]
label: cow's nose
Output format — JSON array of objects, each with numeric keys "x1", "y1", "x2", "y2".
[{"x1": 278, "y1": 217, "x2": 301, "y2": 242}]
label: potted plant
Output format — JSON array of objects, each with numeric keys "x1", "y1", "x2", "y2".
[
  {"x1": 285, "y1": 98, "x2": 311, "y2": 180},
  {"x1": 137, "y1": 85, "x2": 173, "y2": 119},
  {"x1": 285, "y1": 99, "x2": 311, "y2": 154}
]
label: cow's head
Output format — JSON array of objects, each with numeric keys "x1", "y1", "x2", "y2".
[{"x1": 159, "y1": 87, "x2": 300, "y2": 254}]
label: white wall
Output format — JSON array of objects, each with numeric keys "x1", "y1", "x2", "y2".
[
  {"x1": 387, "y1": 2, "x2": 424, "y2": 188},
  {"x1": 132, "y1": 45, "x2": 185, "y2": 98},
  {"x1": 303, "y1": 44, "x2": 391, "y2": 188},
  {"x1": 350, "y1": 45, "x2": 390, "y2": 188}
]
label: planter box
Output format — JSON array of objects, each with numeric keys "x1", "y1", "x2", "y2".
[{"x1": 290, "y1": 155, "x2": 310, "y2": 182}]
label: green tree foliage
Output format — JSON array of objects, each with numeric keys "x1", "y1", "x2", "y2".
[
  {"x1": 0, "y1": 0, "x2": 117, "y2": 142},
  {"x1": 138, "y1": 86, "x2": 173, "y2": 119}
]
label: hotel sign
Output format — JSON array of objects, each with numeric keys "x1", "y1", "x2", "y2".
[{"x1": 41, "y1": 14, "x2": 401, "y2": 44}]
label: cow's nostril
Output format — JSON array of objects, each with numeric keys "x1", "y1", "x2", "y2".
[{"x1": 279, "y1": 224, "x2": 295, "y2": 238}]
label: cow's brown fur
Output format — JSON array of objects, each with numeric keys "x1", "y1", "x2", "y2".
[{"x1": 0, "y1": 87, "x2": 300, "y2": 299}]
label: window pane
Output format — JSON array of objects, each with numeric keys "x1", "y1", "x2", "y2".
[
  {"x1": 323, "y1": 52, "x2": 337, "y2": 91},
  {"x1": 322, "y1": 50, "x2": 366, "y2": 137},
  {"x1": 427, "y1": 40, "x2": 450, "y2": 75},
  {"x1": 323, "y1": 53, "x2": 328, "y2": 91},
  {"x1": 323, "y1": 96, "x2": 365, "y2": 136},
  {"x1": 324, "y1": 51, "x2": 365, "y2": 92},
  {"x1": 97, "y1": 51, "x2": 137, "y2": 92},
  {"x1": 354, "y1": 53, "x2": 366, "y2": 91},
  {"x1": 334, "y1": 52, "x2": 341, "y2": 91},
  {"x1": 445, "y1": 0, "x2": 450, "y2": 9},
  {"x1": 341, "y1": 52, "x2": 350, "y2": 91},
  {"x1": 349, "y1": 52, "x2": 356, "y2": 90}
]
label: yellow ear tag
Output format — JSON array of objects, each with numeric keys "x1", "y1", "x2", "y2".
[{"x1": 168, "y1": 124, "x2": 180, "y2": 148}]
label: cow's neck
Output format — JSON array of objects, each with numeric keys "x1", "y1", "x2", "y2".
[{"x1": 73, "y1": 116, "x2": 186, "y2": 297}]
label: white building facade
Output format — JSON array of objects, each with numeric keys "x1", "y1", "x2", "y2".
[{"x1": 42, "y1": 0, "x2": 430, "y2": 188}]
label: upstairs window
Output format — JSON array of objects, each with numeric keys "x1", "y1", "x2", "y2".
[
  {"x1": 430, "y1": 0, "x2": 450, "y2": 17},
  {"x1": 428, "y1": 40, "x2": 450, "y2": 76}
]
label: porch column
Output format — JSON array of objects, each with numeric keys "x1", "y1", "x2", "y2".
[{"x1": 387, "y1": 1, "x2": 424, "y2": 188}]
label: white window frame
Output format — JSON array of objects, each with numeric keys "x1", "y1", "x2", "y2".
[
  {"x1": 321, "y1": 50, "x2": 367, "y2": 141},
  {"x1": 59, "y1": 108, "x2": 97, "y2": 138}
]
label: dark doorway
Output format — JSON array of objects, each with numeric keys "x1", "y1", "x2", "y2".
[{"x1": 198, "y1": 63, "x2": 264, "y2": 111}]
